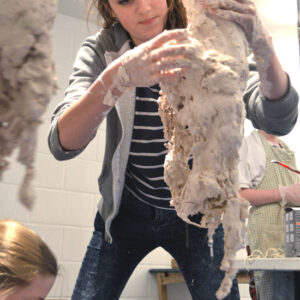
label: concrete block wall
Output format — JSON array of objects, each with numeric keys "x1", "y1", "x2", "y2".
[{"x1": 0, "y1": 12, "x2": 253, "y2": 300}]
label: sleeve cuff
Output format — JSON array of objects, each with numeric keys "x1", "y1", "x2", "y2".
[
  {"x1": 260, "y1": 72, "x2": 291, "y2": 103},
  {"x1": 48, "y1": 120, "x2": 84, "y2": 161}
]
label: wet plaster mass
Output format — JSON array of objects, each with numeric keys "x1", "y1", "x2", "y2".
[{"x1": 158, "y1": 0, "x2": 250, "y2": 298}]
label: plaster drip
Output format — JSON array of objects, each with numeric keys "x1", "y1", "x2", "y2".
[
  {"x1": 0, "y1": 0, "x2": 57, "y2": 208},
  {"x1": 158, "y1": 1, "x2": 249, "y2": 298}
]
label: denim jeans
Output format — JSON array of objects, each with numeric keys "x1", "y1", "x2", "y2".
[{"x1": 71, "y1": 189, "x2": 240, "y2": 300}]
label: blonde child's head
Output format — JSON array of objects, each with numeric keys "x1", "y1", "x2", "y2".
[{"x1": 0, "y1": 220, "x2": 58, "y2": 298}]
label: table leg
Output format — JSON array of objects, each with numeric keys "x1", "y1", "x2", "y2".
[{"x1": 157, "y1": 273, "x2": 168, "y2": 300}]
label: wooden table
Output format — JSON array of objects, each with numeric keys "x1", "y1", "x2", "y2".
[
  {"x1": 149, "y1": 268, "x2": 185, "y2": 300},
  {"x1": 149, "y1": 267, "x2": 248, "y2": 300},
  {"x1": 149, "y1": 258, "x2": 300, "y2": 300}
]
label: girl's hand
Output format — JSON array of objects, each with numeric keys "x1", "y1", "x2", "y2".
[
  {"x1": 198, "y1": 0, "x2": 289, "y2": 102},
  {"x1": 199, "y1": 0, "x2": 271, "y2": 53},
  {"x1": 114, "y1": 29, "x2": 194, "y2": 88}
]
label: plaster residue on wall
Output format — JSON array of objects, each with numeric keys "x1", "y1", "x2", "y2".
[
  {"x1": 159, "y1": 0, "x2": 249, "y2": 298},
  {"x1": 0, "y1": 0, "x2": 57, "y2": 208}
]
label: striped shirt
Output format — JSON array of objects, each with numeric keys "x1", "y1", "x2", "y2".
[{"x1": 124, "y1": 84, "x2": 174, "y2": 209}]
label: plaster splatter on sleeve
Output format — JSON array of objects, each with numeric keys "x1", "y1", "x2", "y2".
[
  {"x1": 0, "y1": 0, "x2": 57, "y2": 209},
  {"x1": 158, "y1": 0, "x2": 249, "y2": 298}
]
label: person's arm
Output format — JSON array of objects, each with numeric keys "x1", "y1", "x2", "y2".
[
  {"x1": 48, "y1": 34, "x2": 107, "y2": 160},
  {"x1": 57, "y1": 29, "x2": 191, "y2": 150},
  {"x1": 56, "y1": 65, "x2": 118, "y2": 151},
  {"x1": 49, "y1": 29, "x2": 193, "y2": 157},
  {"x1": 243, "y1": 59, "x2": 298, "y2": 136},
  {"x1": 241, "y1": 183, "x2": 300, "y2": 207},
  {"x1": 238, "y1": 132, "x2": 280, "y2": 206},
  {"x1": 248, "y1": 26, "x2": 288, "y2": 101},
  {"x1": 240, "y1": 188, "x2": 281, "y2": 206}
]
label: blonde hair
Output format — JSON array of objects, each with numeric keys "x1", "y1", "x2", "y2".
[
  {"x1": 88, "y1": 0, "x2": 187, "y2": 29},
  {"x1": 0, "y1": 220, "x2": 58, "y2": 295}
]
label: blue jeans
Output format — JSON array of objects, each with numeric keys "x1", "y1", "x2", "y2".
[{"x1": 71, "y1": 190, "x2": 240, "y2": 300}]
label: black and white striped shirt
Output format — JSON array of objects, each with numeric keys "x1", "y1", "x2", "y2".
[{"x1": 124, "y1": 84, "x2": 174, "y2": 209}]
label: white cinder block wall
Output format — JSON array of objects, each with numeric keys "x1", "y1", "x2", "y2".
[{"x1": 0, "y1": 11, "x2": 256, "y2": 300}]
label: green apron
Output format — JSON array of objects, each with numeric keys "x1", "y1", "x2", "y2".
[{"x1": 247, "y1": 132, "x2": 299, "y2": 300}]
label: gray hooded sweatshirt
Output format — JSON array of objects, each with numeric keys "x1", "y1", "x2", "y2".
[{"x1": 48, "y1": 23, "x2": 299, "y2": 242}]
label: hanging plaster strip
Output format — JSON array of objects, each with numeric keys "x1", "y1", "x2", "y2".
[{"x1": 0, "y1": 0, "x2": 58, "y2": 208}]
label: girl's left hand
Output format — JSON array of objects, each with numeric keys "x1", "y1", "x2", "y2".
[
  {"x1": 199, "y1": 0, "x2": 271, "y2": 52},
  {"x1": 199, "y1": 0, "x2": 289, "y2": 102}
]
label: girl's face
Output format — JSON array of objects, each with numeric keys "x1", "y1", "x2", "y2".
[
  {"x1": 108, "y1": 0, "x2": 168, "y2": 45},
  {"x1": 5, "y1": 275, "x2": 55, "y2": 300}
]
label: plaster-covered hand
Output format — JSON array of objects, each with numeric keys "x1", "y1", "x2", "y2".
[
  {"x1": 199, "y1": 0, "x2": 271, "y2": 53},
  {"x1": 279, "y1": 183, "x2": 300, "y2": 206},
  {"x1": 101, "y1": 28, "x2": 198, "y2": 106},
  {"x1": 113, "y1": 29, "x2": 194, "y2": 88}
]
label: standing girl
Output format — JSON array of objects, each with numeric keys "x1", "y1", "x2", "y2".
[{"x1": 48, "y1": 0, "x2": 298, "y2": 299}]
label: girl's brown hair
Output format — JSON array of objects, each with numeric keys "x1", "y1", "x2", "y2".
[
  {"x1": 0, "y1": 220, "x2": 58, "y2": 296},
  {"x1": 88, "y1": 0, "x2": 187, "y2": 29}
]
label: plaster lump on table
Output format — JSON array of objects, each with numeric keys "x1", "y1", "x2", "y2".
[
  {"x1": 158, "y1": 0, "x2": 249, "y2": 298},
  {"x1": 0, "y1": 0, "x2": 57, "y2": 208}
]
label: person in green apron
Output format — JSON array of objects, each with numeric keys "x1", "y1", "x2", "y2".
[{"x1": 239, "y1": 129, "x2": 300, "y2": 300}]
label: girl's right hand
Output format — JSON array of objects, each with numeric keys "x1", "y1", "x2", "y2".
[{"x1": 114, "y1": 28, "x2": 194, "y2": 88}]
